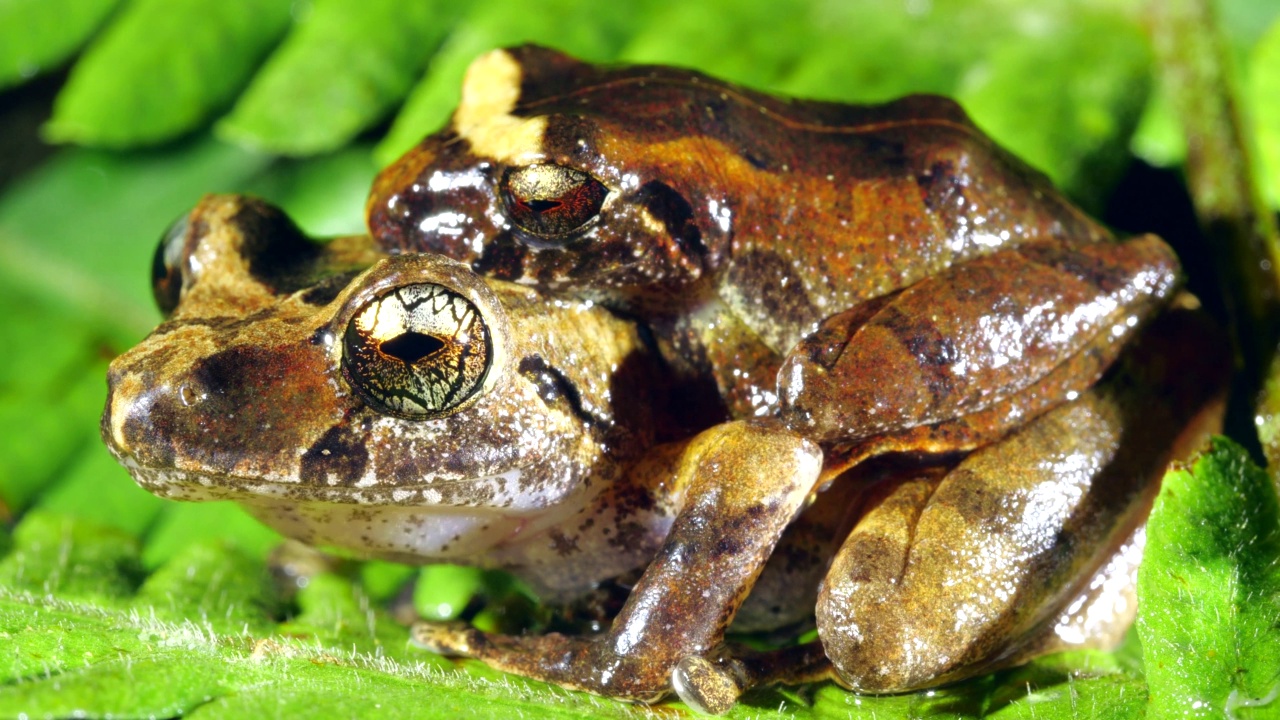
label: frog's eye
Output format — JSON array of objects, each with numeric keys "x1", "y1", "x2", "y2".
[
  {"x1": 501, "y1": 164, "x2": 607, "y2": 239},
  {"x1": 151, "y1": 213, "x2": 190, "y2": 317},
  {"x1": 342, "y1": 283, "x2": 492, "y2": 419}
]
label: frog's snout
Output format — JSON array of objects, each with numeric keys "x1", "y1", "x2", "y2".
[
  {"x1": 102, "y1": 334, "x2": 353, "y2": 481},
  {"x1": 101, "y1": 353, "x2": 179, "y2": 470}
]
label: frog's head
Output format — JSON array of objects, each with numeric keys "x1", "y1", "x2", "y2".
[
  {"x1": 369, "y1": 45, "x2": 752, "y2": 306},
  {"x1": 104, "y1": 194, "x2": 657, "y2": 562}
]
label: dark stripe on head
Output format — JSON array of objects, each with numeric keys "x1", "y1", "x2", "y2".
[{"x1": 518, "y1": 354, "x2": 604, "y2": 429}]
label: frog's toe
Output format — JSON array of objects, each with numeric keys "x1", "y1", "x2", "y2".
[
  {"x1": 410, "y1": 620, "x2": 479, "y2": 656},
  {"x1": 672, "y1": 656, "x2": 746, "y2": 715}
]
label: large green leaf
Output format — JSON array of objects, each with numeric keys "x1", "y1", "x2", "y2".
[
  {"x1": 0, "y1": 511, "x2": 1160, "y2": 719},
  {"x1": 44, "y1": 0, "x2": 294, "y2": 147},
  {"x1": 0, "y1": 0, "x2": 122, "y2": 90},
  {"x1": 1252, "y1": 17, "x2": 1280, "y2": 210}
]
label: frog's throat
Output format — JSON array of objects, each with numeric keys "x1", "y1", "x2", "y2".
[
  {"x1": 456, "y1": 49, "x2": 547, "y2": 164},
  {"x1": 117, "y1": 456, "x2": 581, "y2": 514}
]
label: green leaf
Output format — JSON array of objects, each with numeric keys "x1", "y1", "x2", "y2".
[
  {"x1": 414, "y1": 564, "x2": 487, "y2": 621},
  {"x1": 134, "y1": 538, "x2": 279, "y2": 631},
  {"x1": 373, "y1": 0, "x2": 649, "y2": 166},
  {"x1": 619, "y1": 0, "x2": 813, "y2": 87},
  {"x1": 1252, "y1": 16, "x2": 1280, "y2": 211},
  {"x1": 0, "y1": 510, "x2": 141, "y2": 600},
  {"x1": 241, "y1": 143, "x2": 380, "y2": 236},
  {"x1": 44, "y1": 0, "x2": 294, "y2": 147},
  {"x1": 1137, "y1": 437, "x2": 1280, "y2": 718},
  {"x1": 34, "y1": 440, "x2": 167, "y2": 537},
  {"x1": 0, "y1": 513, "x2": 738, "y2": 719},
  {"x1": 142, "y1": 501, "x2": 283, "y2": 570},
  {"x1": 955, "y1": 9, "x2": 1153, "y2": 210},
  {"x1": 218, "y1": 0, "x2": 464, "y2": 156},
  {"x1": 0, "y1": 286, "x2": 113, "y2": 513},
  {"x1": 0, "y1": 0, "x2": 122, "y2": 90}
]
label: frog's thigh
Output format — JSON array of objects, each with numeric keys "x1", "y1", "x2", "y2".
[
  {"x1": 816, "y1": 307, "x2": 1226, "y2": 693},
  {"x1": 816, "y1": 388, "x2": 1182, "y2": 692},
  {"x1": 415, "y1": 419, "x2": 821, "y2": 710},
  {"x1": 779, "y1": 236, "x2": 1178, "y2": 442}
]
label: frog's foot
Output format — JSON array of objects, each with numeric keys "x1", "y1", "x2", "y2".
[
  {"x1": 411, "y1": 621, "x2": 707, "y2": 704},
  {"x1": 412, "y1": 622, "x2": 674, "y2": 700},
  {"x1": 414, "y1": 621, "x2": 832, "y2": 714},
  {"x1": 672, "y1": 643, "x2": 834, "y2": 714}
]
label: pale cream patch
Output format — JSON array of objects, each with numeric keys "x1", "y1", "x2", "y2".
[
  {"x1": 107, "y1": 372, "x2": 146, "y2": 451},
  {"x1": 455, "y1": 49, "x2": 547, "y2": 164}
]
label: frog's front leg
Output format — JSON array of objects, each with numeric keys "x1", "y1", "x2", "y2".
[
  {"x1": 414, "y1": 419, "x2": 821, "y2": 711},
  {"x1": 816, "y1": 308, "x2": 1227, "y2": 692}
]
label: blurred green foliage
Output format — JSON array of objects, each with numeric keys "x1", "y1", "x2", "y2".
[{"x1": 2, "y1": 0, "x2": 1279, "y2": 717}]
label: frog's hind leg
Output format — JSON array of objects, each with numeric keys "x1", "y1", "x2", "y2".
[
  {"x1": 413, "y1": 419, "x2": 822, "y2": 712},
  {"x1": 814, "y1": 307, "x2": 1227, "y2": 693}
]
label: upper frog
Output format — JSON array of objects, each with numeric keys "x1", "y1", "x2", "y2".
[{"x1": 367, "y1": 45, "x2": 1113, "y2": 417}]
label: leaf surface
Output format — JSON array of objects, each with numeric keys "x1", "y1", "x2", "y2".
[{"x1": 1137, "y1": 437, "x2": 1280, "y2": 719}]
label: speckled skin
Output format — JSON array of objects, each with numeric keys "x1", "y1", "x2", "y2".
[
  {"x1": 105, "y1": 49, "x2": 1232, "y2": 715},
  {"x1": 360, "y1": 46, "x2": 1230, "y2": 711}
]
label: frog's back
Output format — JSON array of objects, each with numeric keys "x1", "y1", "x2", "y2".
[{"x1": 504, "y1": 44, "x2": 1105, "y2": 293}]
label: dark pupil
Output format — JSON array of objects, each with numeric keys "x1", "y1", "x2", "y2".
[
  {"x1": 527, "y1": 199, "x2": 561, "y2": 213},
  {"x1": 380, "y1": 332, "x2": 445, "y2": 364}
]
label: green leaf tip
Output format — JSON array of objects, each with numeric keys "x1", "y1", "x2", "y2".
[
  {"x1": 217, "y1": 0, "x2": 462, "y2": 156},
  {"x1": 1138, "y1": 436, "x2": 1280, "y2": 719}
]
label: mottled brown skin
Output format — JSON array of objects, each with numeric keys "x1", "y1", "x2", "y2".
[
  {"x1": 368, "y1": 45, "x2": 1112, "y2": 414},
  {"x1": 361, "y1": 46, "x2": 1230, "y2": 712}
]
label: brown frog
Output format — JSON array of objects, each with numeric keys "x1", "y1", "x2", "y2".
[
  {"x1": 102, "y1": 195, "x2": 1226, "y2": 715},
  {"x1": 355, "y1": 45, "x2": 1231, "y2": 710}
]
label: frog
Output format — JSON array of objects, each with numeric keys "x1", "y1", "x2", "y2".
[
  {"x1": 101, "y1": 192, "x2": 1228, "y2": 717},
  {"x1": 356, "y1": 45, "x2": 1232, "y2": 710},
  {"x1": 105, "y1": 193, "x2": 687, "y2": 600}
]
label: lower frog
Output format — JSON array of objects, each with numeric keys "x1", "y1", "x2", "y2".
[{"x1": 104, "y1": 194, "x2": 1228, "y2": 714}]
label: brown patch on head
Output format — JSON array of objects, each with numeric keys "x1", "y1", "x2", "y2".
[{"x1": 300, "y1": 424, "x2": 371, "y2": 487}]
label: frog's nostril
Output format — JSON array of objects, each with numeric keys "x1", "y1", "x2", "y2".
[{"x1": 177, "y1": 382, "x2": 205, "y2": 407}]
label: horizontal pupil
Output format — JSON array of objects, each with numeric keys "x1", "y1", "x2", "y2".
[
  {"x1": 380, "y1": 332, "x2": 445, "y2": 364},
  {"x1": 527, "y1": 199, "x2": 562, "y2": 213}
]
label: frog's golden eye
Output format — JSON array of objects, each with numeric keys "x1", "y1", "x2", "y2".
[
  {"x1": 501, "y1": 164, "x2": 607, "y2": 239},
  {"x1": 342, "y1": 283, "x2": 492, "y2": 419}
]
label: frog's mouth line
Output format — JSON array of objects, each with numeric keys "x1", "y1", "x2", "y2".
[{"x1": 120, "y1": 457, "x2": 554, "y2": 512}]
